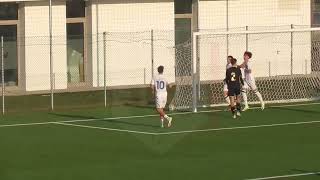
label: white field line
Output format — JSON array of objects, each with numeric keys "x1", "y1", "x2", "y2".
[
  {"x1": 0, "y1": 122, "x2": 56, "y2": 128},
  {"x1": 0, "y1": 102, "x2": 319, "y2": 131},
  {"x1": 245, "y1": 172, "x2": 320, "y2": 180},
  {"x1": 0, "y1": 110, "x2": 221, "y2": 128},
  {"x1": 156, "y1": 120, "x2": 320, "y2": 135},
  {"x1": 53, "y1": 122, "x2": 157, "y2": 135}
]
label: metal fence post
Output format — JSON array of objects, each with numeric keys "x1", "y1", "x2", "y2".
[
  {"x1": 49, "y1": 0, "x2": 54, "y2": 111},
  {"x1": 268, "y1": 60, "x2": 271, "y2": 77},
  {"x1": 103, "y1": 32, "x2": 107, "y2": 108},
  {"x1": 1, "y1": 36, "x2": 4, "y2": 115},
  {"x1": 192, "y1": 33, "x2": 198, "y2": 113},
  {"x1": 246, "y1": 25, "x2": 249, "y2": 51},
  {"x1": 151, "y1": 29, "x2": 154, "y2": 78},
  {"x1": 290, "y1": 24, "x2": 293, "y2": 75},
  {"x1": 305, "y1": 59, "x2": 308, "y2": 75},
  {"x1": 144, "y1": 68, "x2": 146, "y2": 84},
  {"x1": 226, "y1": 0, "x2": 229, "y2": 57},
  {"x1": 290, "y1": 24, "x2": 294, "y2": 96}
]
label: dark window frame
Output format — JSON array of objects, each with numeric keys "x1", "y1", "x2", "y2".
[
  {"x1": 174, "y1": 0, "x2": 193, "y2": 14},
  {"x1": 0, "y1": 2, "x2": 18, "y2": 20},
  {"x1": 66, "y1": 0, "x2": 86, "y2": 18}
]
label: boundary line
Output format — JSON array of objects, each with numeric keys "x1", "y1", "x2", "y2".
[
  {"x1": 245, "y1": 172, "x2": 320, "y2": 180},
  {"x1": 0, "y1": 110, "x2": 221, "y2": 128},
  {"x1": 0, "y1": 102, "x2": 319, "y2": 135},
  {"x1": 156, "y1": 120, "x2": 320, "y2": 135},
  {"x1": 53, "y1": 122, "x2": 157, "y2": 135},
  {"x1": 53, "y1": 120, "x2": 320, "y2": 136}
]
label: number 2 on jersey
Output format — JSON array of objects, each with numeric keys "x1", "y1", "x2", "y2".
[
  {"x1": 156, "y1": 81, "x2": 165, "y2": 90},
  {"x1": 231, "y1": 72, "x2": 236, "y2": 81}
]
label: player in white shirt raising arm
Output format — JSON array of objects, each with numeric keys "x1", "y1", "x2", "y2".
[
  {"x1": 151, "y1": 66, "x2": 173, "y2": 128},
  {"x1": 240, "y1": 51, "x2": 265, "y2": 111}
]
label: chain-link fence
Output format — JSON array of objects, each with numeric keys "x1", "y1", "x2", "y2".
[
  {"x1": 0, "y1": 30, "x2": 178, "y2": 113},
  {"x1": 1, "y1": 25, "x2": 320, "y2": 113}
]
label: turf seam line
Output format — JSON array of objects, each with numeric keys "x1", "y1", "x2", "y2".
[
  {"x1": 53, "y1": 122, "x2": 158, "y2": 135},
  {"x1": 245, "y1": 171, "x2": 320, "y2": 180}
]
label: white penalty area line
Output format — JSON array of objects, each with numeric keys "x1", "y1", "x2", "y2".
[
  {"x1": 54, "y1": 119, "x2": 320, "y2": 136},
  {"x1": 245, "y1": 171, "x2": 320, "y2": 180},
  {"x1": 0, "y1": 109, "x2": 221, "y2": 128},
  {"x1": 156, "y1": 120, "x2": 320, "y2": 135},
  {"x1": 0, "y1": 102, "x2": 319, "y2": 135},
  {"x1": 53, "y1": 122, "x2": 158, "y2": 135}
]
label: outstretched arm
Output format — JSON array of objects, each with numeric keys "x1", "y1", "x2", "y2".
[{"x1": 239, "y1": 62, "x2": 246, "y2": 68}]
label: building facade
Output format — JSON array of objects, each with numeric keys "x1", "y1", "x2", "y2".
[{"x1": 0, "y1": 0, "x2": 318, "y2": 92}]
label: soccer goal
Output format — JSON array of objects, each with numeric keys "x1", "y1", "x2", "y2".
[{"x1": 170, "y1": 27, "x2": 320, "y2": 112}]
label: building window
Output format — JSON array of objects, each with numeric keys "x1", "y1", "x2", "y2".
[
  {"x1": 174, "y1": 0, "x2": 193, "y2": 76},
  {"x1": 312, "y1": 0, "x2": 320, "y2": 26},
  {"x1": 67, "y1": 23, "x2": 85, "y2": 83},
  {"x1": 66, "y1": 0, "x2": 85, "y2": 18},
  {"x1": 0, "y1": 3, "x2": 18, "y2": 20},
  {"x1": 175, "y1": 0, "x2": 192, "y2": 14},
  {"x1": 66, "y1": 0, "x2": 86, "y2": 84},
  {"x1": 0, "y1": 3, "x2": 18, "y2": 86}
]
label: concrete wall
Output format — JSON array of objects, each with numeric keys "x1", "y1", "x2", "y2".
[
  {"x1": 3, "y1": 0, "x2": 314, "y2": 91},
  {"x1": 21, "y1": 1, "x2": 67, "y2": 91},
  {"x1": 198, "y1": 0, "x2": 312, "y2": 81},
  {"x1": 88, "y1": 0, "x2": 175, "y2": 87}
]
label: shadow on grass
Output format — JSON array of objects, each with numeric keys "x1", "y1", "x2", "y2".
[{"x1": 49, "y1": 113, "x2": 97, "y2": 120}]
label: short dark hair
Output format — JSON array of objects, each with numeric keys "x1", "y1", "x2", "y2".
[
  {"x1": 244, "y1": 51, "x2": 252, "y2": 58},
  {"x1": 158, "y1": 66, "x2": 164, "y2": 74},
  {"x1": 231, "y1": 58, "x2": 237, "y2": 65},
  {"x1": 228, "y1": 55, "x2": 233, "y2": 59}
]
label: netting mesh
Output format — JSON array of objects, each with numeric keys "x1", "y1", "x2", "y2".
[
  {"x1": 170, "y1": 29, "x2": 320, "y2": 110},
  {"x1": 169, "y1": 40, "x2": 193, "y2": 110}
]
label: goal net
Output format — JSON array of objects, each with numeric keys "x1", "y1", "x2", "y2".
[{"x1": 170, "y1": 27, "x2": 320, "y2": 112}]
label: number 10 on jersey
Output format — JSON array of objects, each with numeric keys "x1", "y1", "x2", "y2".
[{"x1": 156, "y1": 81, "x2": 165, "y2": 90}]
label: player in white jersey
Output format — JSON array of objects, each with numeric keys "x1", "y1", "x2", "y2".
[
  {"x1": 151, "y1": 66, "x2": 173, "y2": 128},
  {"x1": 240, "y1": 51, "x2": 265, "y2": 111},
  {"x1": 223, "y1": 56, "x2": 234, "y2": 106}
]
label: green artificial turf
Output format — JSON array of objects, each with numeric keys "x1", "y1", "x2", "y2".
[{"x1": 0, "y1": 102, "x2": 319, "y2": 180}]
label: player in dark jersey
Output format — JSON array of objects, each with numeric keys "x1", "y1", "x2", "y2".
[{"x1": 225, "y1": 58, "x2": 244, "y2": 119}]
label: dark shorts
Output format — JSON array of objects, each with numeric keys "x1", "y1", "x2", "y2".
[{"x1": 228, "y1": 87, "x2": 241, "y2": 97}]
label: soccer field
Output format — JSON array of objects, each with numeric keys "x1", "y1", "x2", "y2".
[{"x1": 0, "y1": 102, "x2": 319, "y2": 180}]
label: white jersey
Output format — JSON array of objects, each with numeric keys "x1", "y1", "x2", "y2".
[
  {"x1": 226, "y1": 63, "x2": 232, "y2": 70},
  {"x1": 244, "y1": 61, "x2": 255, "y2": 81},
  {"x1": 151, "y1": 74, "x2": 168, "y2": 95}
]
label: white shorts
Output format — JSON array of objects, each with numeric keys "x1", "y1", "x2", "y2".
[
  {"x1": 223, "y1": 83, "x2": 228, "y2": 92},
  {"x1": 155, "y1": 93, "x2": 167, "y2": 109},
  {"x1": 243, "y1": 79, "x2": 257, "y2": 91}
]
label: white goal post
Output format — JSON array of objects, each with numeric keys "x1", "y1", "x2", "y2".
[{"x1": 170, "y1": 27, "x2": 320, "y2": 112}]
